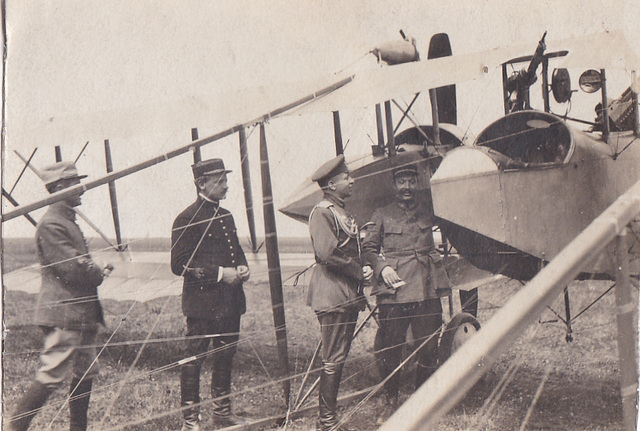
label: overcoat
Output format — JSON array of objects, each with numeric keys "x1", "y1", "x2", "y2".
[
  {"x1": 34, "y1": 202, "x2": 105, "y2": 330},
  {"x1": 171, "y1": 197, "x2": 247, "y2": 319},
  {"x1": 307, "y1": 194, "x2": 364, "y2": 313},
  {"x1": 362, "y1": 200, "x2": 451, "y2": 304}
]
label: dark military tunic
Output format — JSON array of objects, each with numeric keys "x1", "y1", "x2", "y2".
[
  {"x1": 171, "y1": 197, "x2": 247, "y2": 319},
  {"x1": 362, "y1": 199, "x2": 450, "y2": 393},
  {"x1": 362, "y1": 200, "x2": 450, "y2": 304}
]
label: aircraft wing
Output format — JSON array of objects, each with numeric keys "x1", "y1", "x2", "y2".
[{"x1": 292, "y1": 31, "x2": 639, "y2": 115}]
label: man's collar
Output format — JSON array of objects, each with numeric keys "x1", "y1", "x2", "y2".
[
  {"x1": 396, "y1": 199, "x2": 417, "y2": 211},
  {"x1": 198, "y1": 193, "x2": 220, "y2": 206},
  {"x1": 50, "y1": 201, "x2": 77, "y2": 220},
  {"x1": 323, "y1": 192, "x2": 345, "y2": 208}
]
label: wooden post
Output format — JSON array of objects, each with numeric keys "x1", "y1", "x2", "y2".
[
  {"x1": 601, "y1": 69, "x2": 610, "y2": 142},
  {"x1": 614, "y1": 229, "x2": 638, "y2": 431},
  {"x1": 259, "y1": 123, "x2": 291, "y2": 407},
  {"x1": 429, "y1": 88, "x2": 442, "y2": 149},
  {"x1": 384, "y1": 100, "x2": 396, "y2": 156},
  {"x1": 631, "y1": 71, "x2": 639, "y2": 138},
  {"x1": 104, "y1": 140, "x2": 124, "y2": 251},
  {"x1": 191, "y1": 128, "x2": 202, "y2": 163},
  {"x1": 55, "y1": 146, "x2": 62, "y2": 162},
  {"x1": 541, "y1": 58, "x2": 550, "y2": 113},
  {"x1": 374, "y1": 103, "x2": 386, "y2": 156},
  {"x1": 332, "y1": 111, "x2": 344, "y2": 155},
  {"x1": 238, "y1": 128, "x2": 258, "y2": 253}
]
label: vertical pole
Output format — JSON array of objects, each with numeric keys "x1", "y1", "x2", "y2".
[
  {"x1": 614, "y1": 229, "x2": 638, "y2": 431},
  {"x1": 238, "y1": 128, "x2": 258, "y2": 253},
  {"x1": 541, "y1": 58, "x2": 550, "y2": 113},
  {"x1": 562, "y1": 287, "x2": 573, "y2": 342},
  {"x1": 384, "y1": 100, "x2": 396, "y2": 156},
  {"x1": 374, "y1": 103, "x2": 385, "y2": 155},
  {"x1": 631, "y1": 70, "x2": 639, "y2": 138},
  {"x1": 191, "y1": 128, "x2": 202, "y2": 163},
  {"x1": 600, "y1": 69, "x2": 610, "y2": 142},
  {"x1": 502, "y1": 64, "x2": 510, "y2": 115},
  {"x1": 54, "y1": 146, "x2": 62, "y2": 162},
  {"x1": 259, "y1": 123, "x2": 291, "y2": 407},
  {"x1": 332, "y1": 111, "x2": 344, "y2": 156},
  {"x1": 429, "y1": 89, "x2": 442, "y2": 150},
  {"x1": 104, "y1": 140, "x2": 124, "y2": 251}
]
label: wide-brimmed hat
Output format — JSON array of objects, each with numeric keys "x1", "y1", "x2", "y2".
[
  {"x1": 191, "y1": 158, "x2": 232, "y2": 179},
  {"x1": 41, "y1": 161, "x2": 88, "y2": 186}
]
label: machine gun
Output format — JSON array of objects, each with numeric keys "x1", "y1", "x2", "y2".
[{"x1": 506, "y1": 31, "x2": 548, "y2": 112}]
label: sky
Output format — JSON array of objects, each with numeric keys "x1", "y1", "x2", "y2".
[{"x1": 2, "y1": 0, "x2": 639, "y2": 242}]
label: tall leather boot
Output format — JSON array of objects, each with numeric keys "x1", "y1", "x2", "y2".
[
  {"x1": 211, "y1": 370, "x2": 248, "y2": 427},
  {"x1": 180, "y1": 364, "x2": 201, "y2": 431},
  {"x1": 69, "y1": 377, "x2": 93, "y2": 431},
  {"x1": 317, "y1": 362, "x2": 344, "y2": 431},
  {"x1": 7, "y1": 381, "x2": 53, "y2": 431}
]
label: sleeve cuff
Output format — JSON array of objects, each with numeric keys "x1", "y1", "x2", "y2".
[{"x1": 217, "y1": 267, "x2": 224, "y2": 283}]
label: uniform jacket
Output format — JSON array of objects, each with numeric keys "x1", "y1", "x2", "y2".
[
  {"x1": 307, "y1": 193, "x2": 364, "y2": 313},
  {"x1": 34, "y1": 202, "x2": 105, "y2": 330},
  {"x1": 171, "y1": 197, "x2": 248, "y2": 319},
  {"x1": 362, "y1": 200, "x2": 451, "y2": 304}
]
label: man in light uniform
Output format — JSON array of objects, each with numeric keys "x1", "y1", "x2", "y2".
[
  {"x1": 307, "y1": 155, "x2": 373, "y2": 431},
  {"x1": 8, "y1": 162, "x2": 112, "y2": 431}
]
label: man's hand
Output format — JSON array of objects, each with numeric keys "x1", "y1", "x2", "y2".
[
  {"x1": 362, "y1": 265, "x2": 374, "y2": 282},
  {"x1": 381, "y1": 266, "x2": 402, "y2": 286},
  {"x1": 221, "y1": 267, "x2": 240, "y2": 284},
  {"x1": 237, "y1": 265, "x2": 250, "y2": 282},
  {"x1": 184, "y1": 266, "x2": 206, "y2": 279},
  {"x1": 102, "y1": 263, "x2": 114, "y2": 277}
]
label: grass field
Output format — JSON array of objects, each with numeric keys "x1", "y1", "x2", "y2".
[{"x1": 2, "y1": 241, "x2": 636, "y2": 430}]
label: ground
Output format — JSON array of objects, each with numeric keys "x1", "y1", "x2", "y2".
[{"x1": 2, "y1": 243, "x2": 636, "y2": 430}]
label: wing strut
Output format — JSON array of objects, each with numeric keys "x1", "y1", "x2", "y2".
[
  {"x1": 2, "y1": 76, "x2": 354, "y2": 223},
  {"x1": 104, "y1": 140, "x2": 125, "y2": 251},
  {"x1": 333, "y1": 111, "x2": 344, "y2": 155},
  {"x1": 259, "y1": 123, "x2": 291, "y2": 408},
  {"x1": 239, "y1": 127, "x2": 258, "y2": 253}
]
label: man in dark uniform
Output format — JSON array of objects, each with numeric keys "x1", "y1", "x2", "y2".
[
  {"x1": 362, "y1": 160, "x2": 450, "y2": 416},
  {"x1": 171, "y1": 158, "x2": 250, "y2": 431},
  {"x1": 307, "y1": 155, "x2": 373, "y2": 431},
  {"x1": 8, "y1": 162, "x2": 112, "y2": 431}
]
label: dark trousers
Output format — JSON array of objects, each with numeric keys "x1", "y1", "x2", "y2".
[
  {"x1": 315, "y1": 309, "x2": 358, "y2": 429},
  {"x1": 374, "y1": 299, "x2": 442, "y2": 395},
  {"x1": 180, "y1": 314, "x2": 241, "y2": 417}
]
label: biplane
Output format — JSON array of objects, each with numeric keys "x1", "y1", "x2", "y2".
[{"x1": 3, "y1": 27, "x2": 639, "y2": 430}]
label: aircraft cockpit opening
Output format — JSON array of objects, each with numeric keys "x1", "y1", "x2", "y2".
[{"x1": 475, "y1": 111, "x2": 573, "y2": 167}]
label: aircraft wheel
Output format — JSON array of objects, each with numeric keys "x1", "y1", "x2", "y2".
[{"x1": 439, "y1": 312, "x2": 481, "y2": 365}]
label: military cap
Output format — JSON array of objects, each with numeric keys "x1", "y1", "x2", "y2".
[
  {"x1": 41, "y1": 161, "x2": 88, "y2": 186},
  {"x1": 192, "y1": 158, "x2": 232, "y2": 179},
  {"x1": 311, "y1": 155, "x2": 349, "y2": 183},
  {"x1": 391, "y1": 152, "x2": 420, "y2": 178}
]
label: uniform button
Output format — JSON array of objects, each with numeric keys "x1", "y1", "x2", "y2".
[
  {"x1": 224, "y1": 233, "x2": 228, "y2": 236},
  {"x1": 227, "y1": 239, "x2": 231, "y2": 243},
  {"x1": 223, "y1": 226, "x2": 226, "y2": 230},
  {"x1": 232, "y1": 260, "x2": 236, "y2": 264}
]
